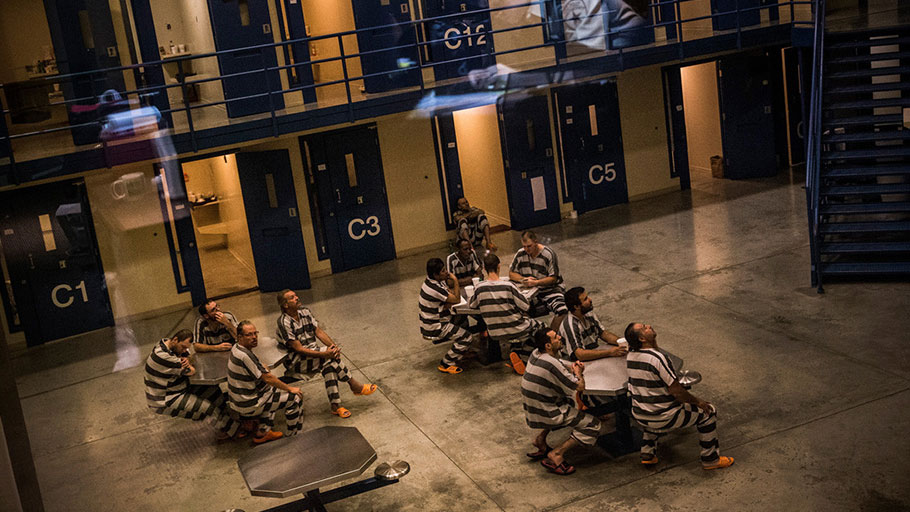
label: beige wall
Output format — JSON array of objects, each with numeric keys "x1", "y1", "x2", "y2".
[
  {"x1": 453, "y1": 105, "x2": 511, "y2": 227},
  {"x1": 681, "y1": 61, "x2": 722, "y2": 173},
  {"x1": 301, "y1": 0, "x2": 364, "y2": 106},
  {"x1": 0, "y1": 0, "x2": 54, "y2": 83},
  {"x1": 617, "y1": 65, "x2": 678, "y2": 199},
  {"x1": 210, "y1": 155, "x2": 255, "y2": 271},
  {"x1": 489, "y1": 0, "x2": 555, "y2": 70}
]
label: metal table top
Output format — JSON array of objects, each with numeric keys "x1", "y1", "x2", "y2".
[
  {"x1": 189, "y1": 336, "x2": 286, "y2": 385},
  {"x1": 581, "y1": 348, "x2": 685, "y2": 396},
  {"x1": 238, "y1": 426, "x2": 377, "y2": 498},
  {"x1": 451, "y1": 278, "x2": 538, "y2": 315}
]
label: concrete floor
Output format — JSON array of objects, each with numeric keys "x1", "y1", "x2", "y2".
[{"x1": 12, "y1": 168, "x2": 910, "y2": 511}]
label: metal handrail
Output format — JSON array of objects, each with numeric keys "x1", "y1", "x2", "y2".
[
  {"x1": 805, "y1": 0, "x2": 825, "y2": 291},
  {"x1": 0, "y1": 0, "x2": 815, "y2": 172}
]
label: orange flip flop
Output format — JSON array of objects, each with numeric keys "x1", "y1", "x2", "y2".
[
  {"x1": 332, "y1": 406, "x2": 352, "y2": 418},
  {"x1": 354, "y1": 383, "x2": 378, "y2": 395}
]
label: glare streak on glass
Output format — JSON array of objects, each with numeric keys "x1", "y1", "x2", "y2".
[
  {"x1": 265, "y1": 174, "x2": 278, "y2": 208},
  {"x1": 39, "y1": 214, "x2": 56, "y2": 252},
  {"x1": 345, "y1": 153, "x2": 358, "y2": 188},
  {"x1": 588, "y1": 105, "x2": 598, "y2": 136}
]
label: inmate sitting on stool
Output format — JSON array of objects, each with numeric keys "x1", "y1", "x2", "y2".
[
  {"x1": 559, "y1": 286, "x2": 627, "y2": 415},
  {"x1": 521, "y1": 329, "x2": 603, "y2": 476},
  {"x1": 624, "y1": 322, "x2": 734, "y2": 470},
  {"x1": 192, "y1": 299, "x2": 238, "y2": 353},
  {"x1": 469, "y1": 253, "x2": 540, "y2": 375},
  {"x1": 446, "y1": 237, "x2": 484, "y2": 288},
  {"x1": 419, "y1": 257, "x2": 476, "y2": 374},
  {"x1": 509, "y1": 230, "x2": 567, "y2": 331},
  {"x1": 144, "y1": 329, "x2": 240, "y2": 441},
  {"x1": 276, "y1": 290, "x2": 378, "y2": 418},
  {"x1": 228, "y1": 321, "x2": 304, "y2": 444}
]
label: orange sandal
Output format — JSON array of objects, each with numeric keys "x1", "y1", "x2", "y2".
[
  {"x1": 332, "y1": 406, "x2": 352, "y2": 418},
  {"x1": 354, "y1": 383, "x2": 378, "y2": 395}
]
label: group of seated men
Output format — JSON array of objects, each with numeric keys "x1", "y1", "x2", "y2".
[
  {"x1": 419, "y1": 218, "x2": 736, "y2": 475},
  {"x1": 143, "y1": 291, "x2": 377, "y2": 444}
]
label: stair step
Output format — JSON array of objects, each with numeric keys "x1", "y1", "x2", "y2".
[
  {"x1": 826, "y1": 81, "x2": 910, "y2": 95},
  {"x1": 821, "y1": 184, "x2": 910, "y2": 195},
  {"x1": 820, "y1": 221, "x2": 910, "y2": 234},
  {"x1": 826, "y1": 35, "x2": 910, "y2": 50},
  {"x1": 824, "y1": 98, "x2": 910, "y2": 110},
  {"x1": 824, "y1": 165, "x2": 910, "y2": 177},
  {"x1": 819, "y1": 262, "x2": 910, "y2": 275},
  {"x1": 826, "y1": 66, "x2": 910, "y2": 79},
  {"x1": 826, "y1": 50, "x2": 910, "y2": 64},
  {"x1": 820, "y1": 242, "x2": 910, "y2": 254},
  {"x1": 823, "y1": 114, "x2": 903, "y2": 128},
  {"x1": 823, "y1": 130, "x2": 910, "y2": 143},
  {"x1": 820, "y1": 202, "x2": 910, "y2": 214},
  {"x1": 822, "y1": 147, "x2": 910, "y2": 160}
]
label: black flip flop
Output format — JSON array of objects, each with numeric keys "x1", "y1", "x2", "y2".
[
  {"x1": 540, "y1": 458, "x2": 576, "y2": 475},
  {"x1": 525, "y1": 445, "x2": 552, "y2": 460}
]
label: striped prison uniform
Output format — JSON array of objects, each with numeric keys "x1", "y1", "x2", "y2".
[
  {"x1": 276, "y1": 306, "x2": 351, "y2": 406},
  {"x1": 627, "y1": 348, "x2": 720, "y2": 465},
  {"x1": 419, "y1": 277, "x2": 473, "y2": 367},
  {"x1": 521, "y1": 349, "x2": 602, "y2": 445},
  {"x1": 468, "y1": 279, "x2": 540, "y2": 359},
  {"x1": 446, "y1": 250, "x2": 482, "y2": 283},
  {"x1": 193, "y1": 311, "x2": 237, "y2": 346},
  {"x1": 144, "y1": 339, "x2": 239, "y2": 436},
  {"x1": 559, "y1": 312, "x2": 617, "y2": 412},
  {"x1": 227, "y1": 344, "x2": 302, "y2": 435},
  {"x1": 509, "y1": 245, "x2": 568, "y2": 316},
  {"x1": 454, "y1": 208, "x2": 490, "y2": 249}
]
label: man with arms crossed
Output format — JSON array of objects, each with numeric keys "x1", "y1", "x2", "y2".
[
  {"x1": 453, "y1": 197, "x2": 496, "y2": 252},
  {"x1": 228, "y1": 321, "x2": 303, "y2": 444},
  {"x1": 624, "y1": 322, "x2": 734, "y2": 470},
  {"x1": 276, "y1": 290, "x2": 377, "y2": 418}
]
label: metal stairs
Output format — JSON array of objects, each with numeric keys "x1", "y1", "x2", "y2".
[{"x1": 812, "y1": 25, "x2": 910, "y2": 285}]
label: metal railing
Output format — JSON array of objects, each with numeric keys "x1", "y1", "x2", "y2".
[
  {"x1": 804, "y1": 0, "x2": 825, "y2": 291},
  {"x1": 0, "y1": 0, "x2": 815, "y2": 177}
]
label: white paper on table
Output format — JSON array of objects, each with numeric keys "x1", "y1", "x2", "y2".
[{"x1": 531, "y1": 176, "x2": 547, "y2": 211}]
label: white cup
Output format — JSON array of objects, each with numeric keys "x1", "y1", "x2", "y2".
[
  {"x1": 111, "y1": 172, "x2": 147, "y2": 200},
  {"x1": 472, "y1": 277, "x2": 480, "y2": 286},
  {"x1": 616, "y1": 337, "x2": 628, "y2": 347}
]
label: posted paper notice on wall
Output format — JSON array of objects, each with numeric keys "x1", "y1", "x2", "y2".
[{"x1": 531, "y1": 176, "x2": 547, "y2": 211}]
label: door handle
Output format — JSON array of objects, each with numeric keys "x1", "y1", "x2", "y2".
[{"x1": 335, "y1": 189, "x2": 341, "y2": 203}]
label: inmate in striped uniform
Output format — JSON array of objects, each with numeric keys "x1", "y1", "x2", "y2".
[
  {"x1": 144, "y1": 339, "x2": 238, "y2": 436},
  {"x1": 627, "y1": 348, "x2": 721, "y2": 465},
  {"x1": 455, "y1": 209, "x2": 490, "y2": 248},
  {"x1": 468, "y1": 280, "x2": 539, "y2": 357},
  {"x1": 509, "y1": 245, "x2": 568, "y2": 315},
  {"x1": 227, "y1": 344, "x2": 302, "y2": 435},
  {"x1": 276, "y1": 306, "x2": 352, "y2": 406},
  {"x1": 446, "y1": 250, "x2": 482, "y2": 283},
  {"x1": 521, "y1": 349, "x2": 601, "y2": 445},
  {"x1": 193, "y1": 311, "x2": 237, "y2": 346},
  {"x1": 559, "y1": 312, "x2": 617, "y2": 412},
  {"x1": 419, "y1": 277, "x2": 473, "y2": 367}
]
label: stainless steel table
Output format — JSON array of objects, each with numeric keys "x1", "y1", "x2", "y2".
[
  {"x1": 189, "y1": 336, "x2": 286, "y2": 385},
  {"x1": 238, "y1": 426, "x2": 401, "y2": 512}
]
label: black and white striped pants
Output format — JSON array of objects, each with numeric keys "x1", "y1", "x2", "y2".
[
  {"x1": 636, "y1": 403, "x2": 720, "y2": 465},
  {"x1": 286, "y1": 354, "x2": 352, "y2": 406},
  {"x1": 430, "y1": 322, "x2": 474, "y2": 367},
  {"x1": 532, "y1": 288, "x2": 568, "y2": 316},
  {"x1": 153, "y1": 385, "x2": 239, "y2": 436},
  {"x1": 249, "y1": 388, "x2": 303, "y2": 435}
]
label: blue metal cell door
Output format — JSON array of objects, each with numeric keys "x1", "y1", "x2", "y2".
[
  {"x1": 208, "y1": 0, "x2": 285, "y2": 118},
  {"x1": 422, "y1": 0, "x2": 494, "y2": 81},
  {"x1": 717, "y1": 52, "x2": 777, "y2": 179},
  {"x1": 433, "y1": 113, "x2": 465, "y2": 229},
  {"x1": 44, "y1": 0, "x2": 127, "y2": 145},
  {"x1": 662, "y1": 65, "x2": 690, "y2": 189},
  {"x1": 302, "y1": 125, "x2": 396, "y2": 272},
  {"x1": 0, "y1": 180, "x2": 113, "y2": 345},
  {"x1": 157, "y1": 160, "x2": 207, "y2": 305},
  {"x1": 553, "y1": 81, "x2": 628, "y2": 215},
  {"x1": 351, "y1": 0, "x2": 421, "y2": 93},
  {"x1": 498, "y1": 94, "x2": 561, "y2": 230},
  {"x1": 711, "y1": 0, "x2": 760, "y2": 31},
  {"x1": 235, "y1": 151, "x2": 311, "y2": 291},
  {"x1": 274, "y1": 0, "x2": 317, "y2": 104}
]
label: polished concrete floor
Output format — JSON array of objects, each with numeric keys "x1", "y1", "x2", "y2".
[{"x1": 12, "y1": 168, "x2": 910, "y2": 511}]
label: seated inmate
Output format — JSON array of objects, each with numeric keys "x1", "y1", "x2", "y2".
[
  {"x1": 624, "y1": 322, "x2": 734, "y2": 470},
  {"x1": 446, "y1": 237, "x2": 484, "y2": 288},
  {"x1": 144, "y1": 329, "x2": 239, "y2": 440},
  {"x1": 420, "y1": 257, "x2": 476, "y2": 374},
  {"x1": 521, "y1": 329, "x2": 603, "y2": 476},
  {"x1": 275, "y1": 289, "x2": 377, "y2": 418},
  {"x1": 453, "y1": 196, "x2": 496, "y2": 251},
  {"x1": 227, "y1": 321, "x2": 303, "y2": 444},
  {"x1": 469, "y1": 252, "x2": 541, "y2": 374},
  {"x1": 509, "y1": 230, "x2": 568, "y2": 331},
  {"x1": 193, "y1": 299, "x2": 238, "y2": 352}
]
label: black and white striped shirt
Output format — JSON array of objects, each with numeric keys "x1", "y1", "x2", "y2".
[
  {"x1": 627, "y1": 348, "x2": 680, "y2": 420},
  {"x1": 521, "y1": 349, "x2": 579, "y2": 429},
  {"x1": 419, "y1": 278, "x2": 452, "y2": 338},
  {"x1": 559, "y1": 312, "x2": 605, "y2": 360},
  {"x1": 227, "y1": 344, "x2": 270, "y2": 414},
  {"x1": 455, "y1": 210, "x2": 489, "y2": 247},
  {"x1": 193, "y1": 312, "x2": 238, "y2": 345},
  {"x1": 509, "y1": 245, "x2": 562, "y2": 291},
  {"x1": 144, "y1": 339, "x2": 190, "y2": 409},
  {"x1": 446, "y1": 251, "x2": 481, "y2": 282},
  {"x1": 468, "y1": 280, "x2": 532, "y2": 340},
  {"x1": 276, "y1": 306, "x2": 321, "y2": 370}
]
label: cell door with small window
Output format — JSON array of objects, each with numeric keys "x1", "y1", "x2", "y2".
[
  {"x1": 0, "y1": 180, "x2": 113, "y2": 345},
  {"x1": 422, "y1": 0, "x2": 494, "y2": 80}
]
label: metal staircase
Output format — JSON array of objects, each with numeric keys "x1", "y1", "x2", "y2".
[{"x1": 807, "y1": 18, "x2": 910, "y2": 291}]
